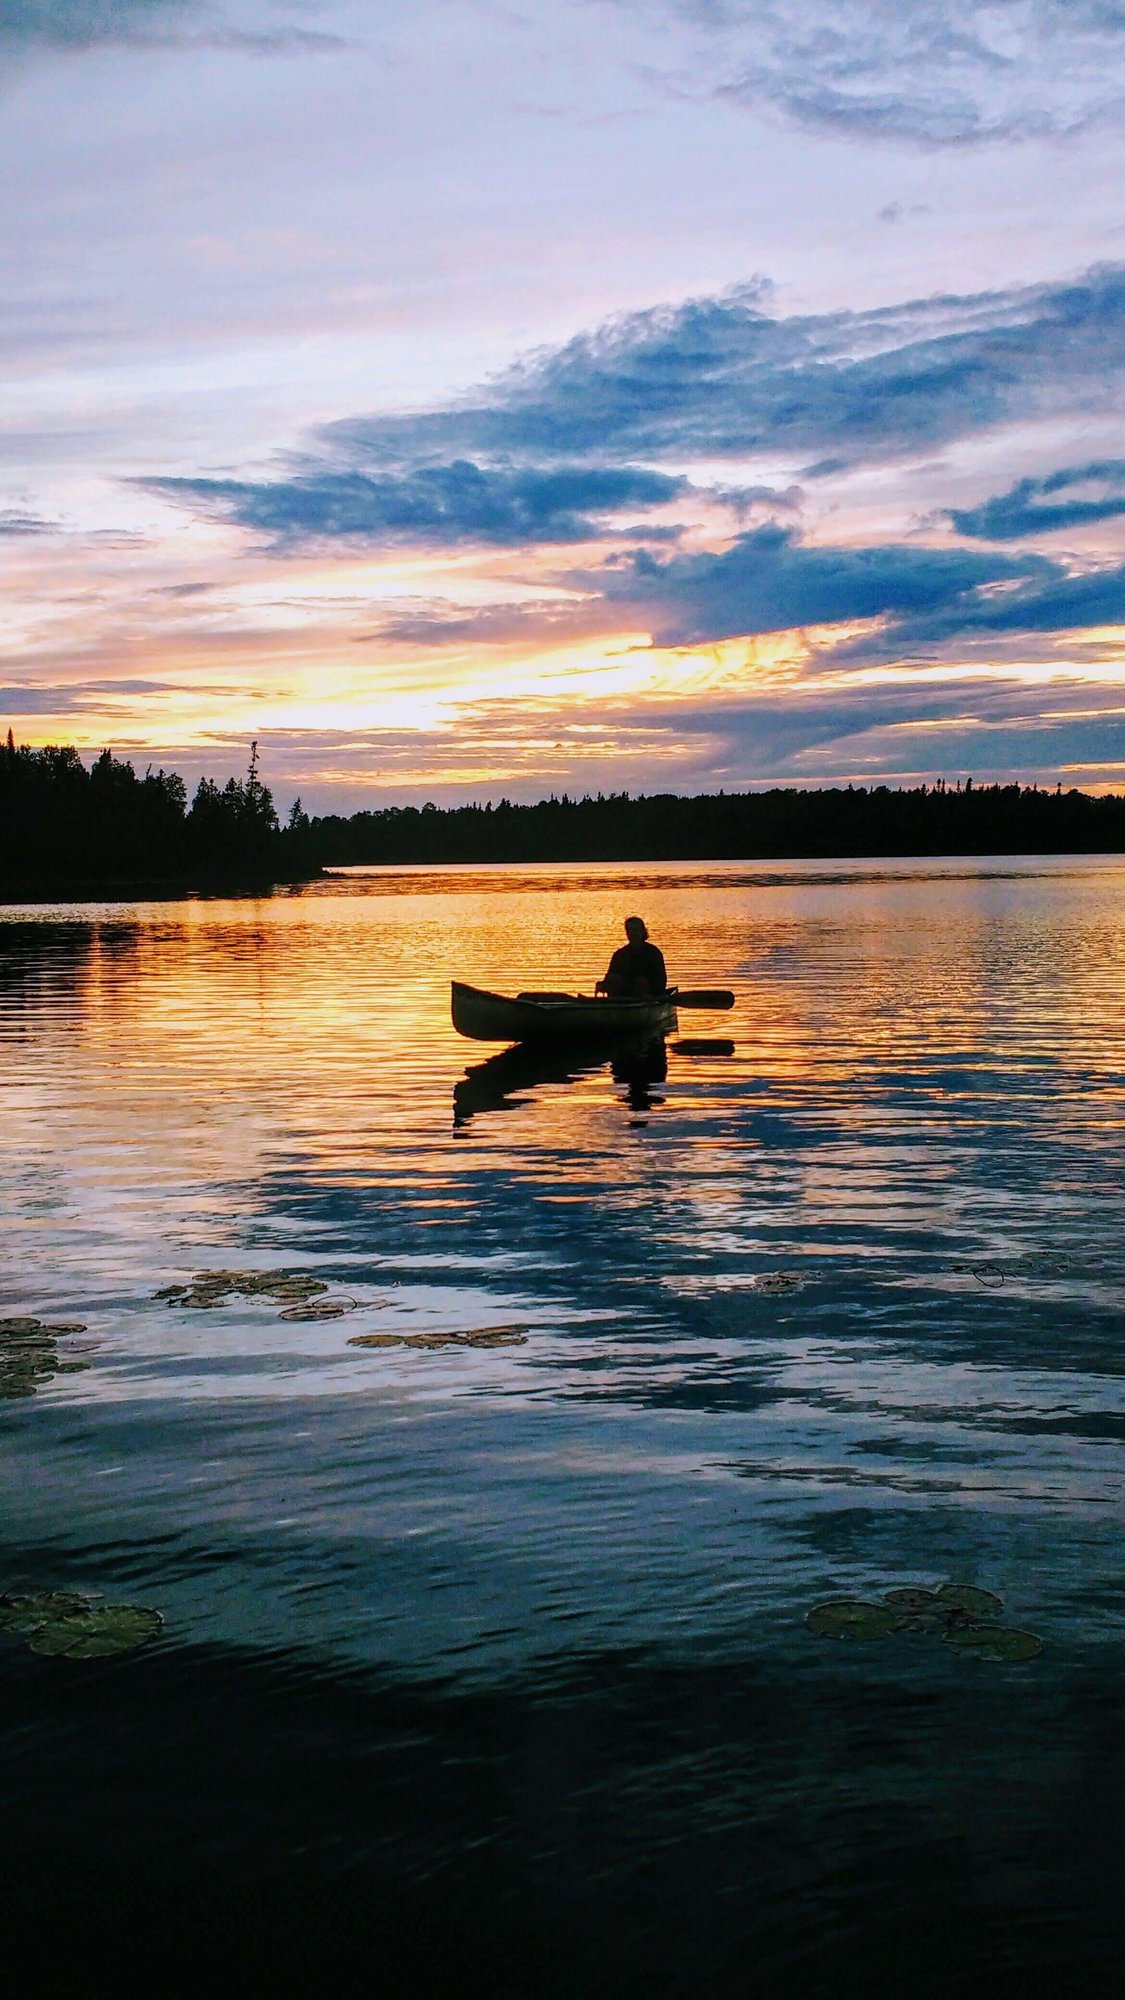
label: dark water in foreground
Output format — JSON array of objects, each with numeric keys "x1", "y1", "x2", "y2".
[{"x1": 2, "y1": 857, "x2": 1124, "y2": 1996}]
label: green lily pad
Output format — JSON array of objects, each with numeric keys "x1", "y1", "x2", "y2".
[
  {"x1": 0, "y1": 1318, "x2": 90, "y2": 1399},
  {"x1": 0, "y1": 1317, "x2": 86, "y2": 1342},
  {"x1": 279, "y1": 1298, "x2": 355, "y2": 1322},
  {"x1": 806, "y1": 1598, "x2": 897, "y2": 1640},
  {"x1": 936, "y1": 1583, "x2": 1004, "y2": 1619},
  {"x1": 944, "y1": 1623, "x2": 1042, "y2": 1664},
  {"x1": 28, "y1": 1604, "x2": 163, "y2": 1659},
  {"x1": 883, "y1": 1587, "x2": 938, "y2": 1609},
  {"x1": 752, "y1": 1272, "x2": 803, "y2": 1295},
  {"x1": 0, "y1": 1589, "x2": 93, "y2": 1633},
  {"x1": 347, "y1": 1324, "x2": 529, "y2": 1351}
]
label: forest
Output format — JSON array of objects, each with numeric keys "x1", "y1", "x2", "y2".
[{"x1": 3, "y1": 733, "x2": 1125, "y2": 890}]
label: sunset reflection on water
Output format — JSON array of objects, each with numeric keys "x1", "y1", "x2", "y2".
[{"x1": 3, "y1": 858, "x2": 1125, "y2": 1993}]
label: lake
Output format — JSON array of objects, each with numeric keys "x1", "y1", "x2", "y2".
[{"x1": 2, "y1": 856, "x2": 1124, "y2": 1996}]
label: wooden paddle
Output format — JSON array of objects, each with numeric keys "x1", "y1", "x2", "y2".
[{"x1": 672, "y1": 989, "x2": 735, "y2": 1009}]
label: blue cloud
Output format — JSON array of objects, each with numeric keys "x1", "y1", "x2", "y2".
[
  {"x1": 950, "y1": 460, "x2": 1125, "y2": 538},
  {"x1": 144, "y1": 462, "x2": 693, "y2": 549},
  {"x1": 318, "y1": 266, "x2": 1125, "y2": 476},
  {"x1": 0, "y1": 0, "x2": 343, "y2": 53},
  {"x1": 0, "y1": 0, "x2": 190, "y2": 45},
  {"x1": 589, "y1": 523, "x2": 1052, "y2": 646}
]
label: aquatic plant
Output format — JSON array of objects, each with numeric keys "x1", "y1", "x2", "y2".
[
  {"x1": 752, "y1": 1272, "x2": 803, "y2": 1295},
  {"x1": 0, "y1": 1317, "x2": 88, "y2": 1400},
  {"x1": 154, "y1": 1270, "x2": 330, "y2": 1310},
  {"x1": 347, "y1": 1325, "x2": 529, "y2": 1351},
  {"x1": 0, "y1": 1588, "x2": 162, "y2": 1658},
  {"x1": 806, "y1": 1581, "x2": 1042, "y2": 1662}
]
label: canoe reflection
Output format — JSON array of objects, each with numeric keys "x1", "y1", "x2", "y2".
[{"x1": 453, "y1": 1035, "x2": 668, "y2": 1125}]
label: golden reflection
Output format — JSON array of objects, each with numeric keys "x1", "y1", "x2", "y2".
[{"x1": 2, "y1": 864, "x2": 1124, "y2": 1260}]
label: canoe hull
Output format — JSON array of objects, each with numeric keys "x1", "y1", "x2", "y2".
[{"x1": 451, "y1": 980, "x2": 678, "y2": 1043}]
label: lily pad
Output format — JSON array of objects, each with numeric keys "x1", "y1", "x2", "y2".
[
  {"x1": 28, "y1": 1604, "x2": 163, "y2": 1659},
  {"x1": 881, "y1": 1587, "x2": 955, "y2": 1632},
  {"x1": 752, "y1": 1272, "x2": 803, "y2": 1295},
  {"x1": 806, "y1": 1598, "x2": 897, "y2": 1640},
  {"x1": 944, "y1": 1623, "x2": 1042, "y2": 1664},
  {"x1": 347, "y1": 1324, "x2": 529, "y2": 1351},
  {"x1": 936, "y1": 1583, "x2": 1004, "y2": 1619},
  {"x1": 0, "y1": 1589, "x2": 93, "y2": 1633},
  {"x1": 279, "y1": 1298, "x2": 356, "y2": 1322},
  {"x1": 157, "y1": 1270, "x2": 331, "y2": 1311},
  {"x1": 0, "y1": 1318, "x2": 89, "y2": 1398}
]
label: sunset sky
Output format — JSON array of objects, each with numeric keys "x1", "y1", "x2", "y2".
[{"x1": 6, "y1": 0, "x2": 1125, "y2": 809}]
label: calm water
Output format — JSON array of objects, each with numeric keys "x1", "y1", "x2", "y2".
[{"x1": 2, "y1": 857, "x2": 1124, "y2": 1995}]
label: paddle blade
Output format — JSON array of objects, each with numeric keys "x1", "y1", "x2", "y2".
[{"x1": 673, "y1": 988, "x2": 735, "y2": 1010}]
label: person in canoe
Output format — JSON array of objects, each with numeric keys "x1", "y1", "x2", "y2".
[{"x1": 596, "y1": 916, "x2": 668, "y2": 998}]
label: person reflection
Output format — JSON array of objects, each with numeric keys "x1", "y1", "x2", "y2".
[
  {"x1": 596, "y1": 916, "x2": 667, "y2": 998},
  {"x1": 611, "y1": 1036, "x2": 668, "y2": 1112}
]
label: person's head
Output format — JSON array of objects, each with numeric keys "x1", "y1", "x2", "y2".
[{"x1": 624, "y1": 916, "x2": 648, "y2": 944}]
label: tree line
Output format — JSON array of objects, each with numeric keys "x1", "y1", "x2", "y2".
[
  {"x1": 0, "y1": 734, "x2": 297, "y2": 889},
  {"x1": 3, "y1": 733, "x2": 1125, "y2": 890},
  {"x1": 293, "y1": 778, "x2": 1125, "y2": 867}
]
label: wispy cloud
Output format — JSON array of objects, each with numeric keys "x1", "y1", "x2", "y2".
[
  {"x1": 142, "y1": 462, "x2": 695, "y2": 549},
  {"x1": 628, "y1": 0, "x2": 1125, "y2": 146},
  {"x1": 313, "y1": 265, "x2": 1125, "y2": 476},
  {"x1": 0, "y1": 509, "x2": 53, "y2": 535},
  {"x1": 0, "y1": 0, "x2": 344, "y2": 55},
  {"x1": 589, "y1": 523, "x2": 1055, "y2": 647},
  {"x1": 951, "y1": 460, "x2": 1125, "y2": 539}
]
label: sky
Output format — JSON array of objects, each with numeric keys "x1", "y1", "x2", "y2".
[{"x1": 5, "y1": 0, "x2": 1125, "y2": 809}]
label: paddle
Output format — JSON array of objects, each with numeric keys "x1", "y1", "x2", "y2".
[{"x1": 672, "y1": 988, "x2": 735, "y2": 1010}]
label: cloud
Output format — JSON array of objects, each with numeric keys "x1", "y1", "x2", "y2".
[
  {"x1": 583, "y1": 522, "x2": 1056, "y2": 646},
  {"x1": 373, "y1": 523, "x2": 1125, "y2": 661},
  {"x1": 0, "y1": 509, "x2": 52, "y2": 535},
  {"x1": 0, "y1": 0, "x2": 193, "y2": 46},
  {"x1": 0, "y1": 0, "x2": 344, "y2": 54},
  {"x1": 0, "y1": 677, "x2": 197, "y2": 714},
  {"x1": 951, "y1": 460, "x2": 1125, "y2": 539},
  {"x1": 632, "y1": 0, "x2": 1125, "y2": 147},
  {"x1": 143, "y1": 462, "x2": 695, "y2": 549},
  {"x1": 313, "y1": 265, "x2": 1125, "y2": 478}
]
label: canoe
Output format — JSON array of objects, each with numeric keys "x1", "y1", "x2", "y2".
[{"x1": 451, "y1": 980, "x2": 678, "y2": 1043}]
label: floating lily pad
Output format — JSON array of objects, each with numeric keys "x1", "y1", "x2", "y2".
[
  {"x1": 279, "y1": 1298, "x2": 356, "y2": 1322},
  {"x1": 156, "y1": 1270, "x2": 332, "y2": 1311},
  {"x1": 0, "y1": 1588, "x2": 93, "y2": 1633},
  {"x1": 936, "y1": 1583, "x2": 1004, "y2": 1619},
  {"x1": 806, "y1": 1599, "x2": 897, "y2": 1640},
  {"x1": 0, "y1": 1318, "x2": 89, "y2": 1399},
  {"x1": 881, "y1": 1587, "x2": 955, "y2": 1632},
  {"x1": 28, "y1": 1604, "x2": 163, "y2": 1659},
  {"x1": 752, "y1": 1272, "x2": 803, "y2": 1295},
  {"x1": 347, "y1": 1324, "x2": 529, "y2": 1352},
  {"x1": 944, "y1": 1623, "x2": 1042, "y2": 1664}
]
